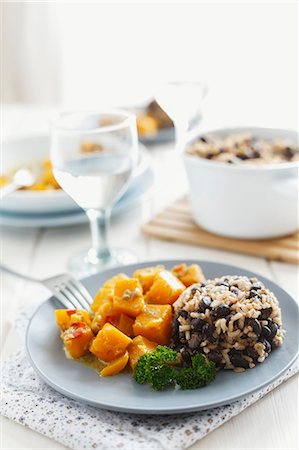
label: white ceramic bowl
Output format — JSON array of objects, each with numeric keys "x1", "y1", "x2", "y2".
[
  {"x1": 183, "y1": 127, "x2": 298, "y2": 239},
  {"x1": 1, "y1": 134, "x2": 150, "y2": 215}
]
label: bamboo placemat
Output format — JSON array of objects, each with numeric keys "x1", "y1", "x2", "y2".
[{"x1": 142, "y1": 197, "x2": 299, "y2": 264}]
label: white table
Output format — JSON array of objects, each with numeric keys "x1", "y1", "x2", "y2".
[{"x1": 1, "y1": 106, "x2": 298, "y2": 449}]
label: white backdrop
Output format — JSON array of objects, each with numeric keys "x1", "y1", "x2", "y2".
[{"x1": 1, "y1": 1, "x2": 298, "y2": 129}]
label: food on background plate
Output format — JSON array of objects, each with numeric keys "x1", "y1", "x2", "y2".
[
  {"x1": 0, "y1": 159, "x2": 61, "y2": 191},
  {"x1": 187, "y1": 133, "x2": 299, "y2": 165},
  {"x1": 136, "y1": 100, "x2": 174, "y2": 137},
  {"x1": 0, "y1": 140, "x2": 107, "y2": 193},
  {"x1": 54, "y1": 263, "x2": 284, "y2": 390}
]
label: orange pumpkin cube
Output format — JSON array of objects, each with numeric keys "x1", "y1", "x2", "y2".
[
  {"x1": 91, "y1": 273, "x2": 128, "y2": 313},
  {"x1": 171, "y1": 263, "x2": 206, "y2": 287},
  {"x1": 109, "y1": 313, "x2": 135, "y2": 337},
  {"x1": 145, "y1": 270, "x2": 185, "y2": 305},
  {"x1": 55, "y1": 309, "x2": 91, "y2": 331},
  {"x1": 113, "y1": 278, "x2": 145, "y2": 318},
  {"x1": 100, "y1": 351, "x2": 129, "y2": 377},
  {"x1": 128, "y1": 335, "x2": 158, "y2": 370},
  {"x1": 91, "y1": 301, "x2": 116, "y2": 334},
  {"x1": 133, "y1": 304, "x2": 172, "y2": 345},
  {"x1": 62, "y1": 322, "x2": 94, "y2": 358},
  {"x1": 90, "y1": 323, "x2": 132, "y2": 362},
  {"x1": 133, "y1": 265, "x2": 165, "y2": 293}
]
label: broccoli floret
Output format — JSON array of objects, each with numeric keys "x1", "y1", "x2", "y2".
[
  {"x1": 175, "y1": 367, "x2": 205, "y2": 390},
  {"x1": 148, "y1": 365, "x2": 176, "y2": 391},
  {"x1": 191, "y1": 353, "x2": 216, "y2": 384},
  {"x1": 134, "y1": 346, "x2": 177, "y2": 390},
  {"x1": 133, "y1": 346, "x2": 216, "y2": 391},
  {"x1": 175, "y1": 354, "x2": 216, "y2": 390}
]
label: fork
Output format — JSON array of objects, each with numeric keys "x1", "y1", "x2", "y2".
[{"x1": 0, "y1": 264, "x2": 93, "y2": 310}]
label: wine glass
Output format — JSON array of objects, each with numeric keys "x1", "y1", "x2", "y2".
[
  {"x1": 155, "y1": 81, "x2": 207, "y2": 152},
  {"x1": 51, "y1": 110, "x2": 139, "y2": 276}
]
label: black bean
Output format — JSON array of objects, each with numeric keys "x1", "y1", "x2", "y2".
[
  {"x1": 244, "y1": 346, "x2": 259, "y2": 360},
  {"x1": 252, "y1": 150, "x2": 261, "y2": 159},
  {"x1": 200, "y1": 136, "x2": 208, "y2": 143},
  {"x1": 230, "y1": 355, "x2": 249, "y2": 369},
  {"x1": 208, "y1": 350, "x2": 222, "y2": 365},
  {"x1": 179, "y1": 310, "x2": 189, "y2": 319},
  {"x1": 247, "y1": 318, "x2": 262, "y2": 336},
  {"x1": 173, "y1": 318, "x2": 179, "y2": 333},
  {"x1": 190, "y1": 317, "x2": 206, "y2": 331},
  {"x1": 269, "y1": 322, "x2": 278, "y2": 340},
  {"x1": 261, "y1": 326, "x2": 272, "y2": 340},
  {"x1": 179, "y1": 332, "x2": 186, "y2": 342},
  {"x1": 251, "y1": 283, "x2": 262, "y2": 290},
  {"x1": 229, "y1": 348, "x2": 242, "y2": 357},
  {"x1": 200, "y1": 283, "x2": 206, "y2": 287},
  {"x1": 199, "y1": 297, "x2": 212, "y2": 312},
  {"x1": 188, "y1": 334, "x2": 201, "y2": 350},
  {"x1": 172, "y1": 320, "x2": 180, "y2": 342},
  {"x1": 248, "y1": 289, "x2": 261, "y2": 299},
  {"x1": 263, "y1": 340, "x2": 272, "y2": 353},
  {"x1": 230, "y1": 287, "x2": 239, "y2": 295},
  {"x1": 202, "y1": 323, "x2": 215, "y2": 341},
  {"x1": 259, "y1": 307, "x2": 272, "y2": 319},
  {"x1": 284, "y1": 146, "x2": 295, "y2": 160},
  {"x1": 181, "y1": 350, "x2": 192, "y2": 366},
  {"x1": 212, "y1": 304, "x2": 230, "y2": 318},
  {"x1": 216, "y1": 281, "x2": 230, "y2": 288}
]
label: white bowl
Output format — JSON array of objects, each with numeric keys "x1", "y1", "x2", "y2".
[
  {"x1": 1, "y1": 134, "x2": 150, "y2": 215},
  {"x1": 183, "y1": 127, "x2": 298, "y2": 240}
]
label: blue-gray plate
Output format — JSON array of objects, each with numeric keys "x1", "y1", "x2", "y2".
[{"x1": 26, "y1": 260, "x2": 299, "y2": 414}]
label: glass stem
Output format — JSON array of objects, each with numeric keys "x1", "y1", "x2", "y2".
[
  {"x1": 174, "y1": 119, "x2": 189, "y2": 154},
  {"x1": 86, "y1": 208, "x2": 112, "y2": 263}
]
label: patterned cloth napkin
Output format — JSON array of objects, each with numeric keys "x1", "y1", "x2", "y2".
[{"x1": 1, "y1": 305, "x2": 298, "y2": 450}]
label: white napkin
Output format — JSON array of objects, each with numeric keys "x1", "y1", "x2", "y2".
[{"x1": 1, "y1": 305, "x2": 298, "y2": 450}]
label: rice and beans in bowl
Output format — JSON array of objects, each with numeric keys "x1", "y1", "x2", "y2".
[{"x1": 187, "y1": 133, "x2": 299, "y2": 165}]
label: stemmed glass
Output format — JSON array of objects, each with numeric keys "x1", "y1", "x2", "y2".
[
  {"x1": 155, "y1": 81, "x2": 207, "y2": 152},
  {"x1": 51, "y1": 110, "x2": 139, "y2": 276}
]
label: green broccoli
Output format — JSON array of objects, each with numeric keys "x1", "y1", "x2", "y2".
[
  {"x1": 175, "y1": 354, "x2": 216, "y2": 390},
  {"x1": 134, "y1": 345, "x2": 177, "y2": 390},
  {"x1": 133, "y1": 346, "x2": 216, "y2": 391}
]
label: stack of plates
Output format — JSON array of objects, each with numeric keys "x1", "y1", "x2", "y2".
[{"x1": 0, "y1": 135, "x2": 154, "y2": 228}]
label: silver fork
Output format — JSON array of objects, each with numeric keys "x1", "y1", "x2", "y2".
[{"x1": 0, "y1": 264, "x2": 93, "y2": 310}]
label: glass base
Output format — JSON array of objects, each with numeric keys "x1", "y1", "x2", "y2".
[{"x1": 68, "y1": 248, "x2": 138, "y2": 278}]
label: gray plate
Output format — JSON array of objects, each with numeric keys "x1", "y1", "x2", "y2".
[{"x1": 26, "y1": 260, "x2": 299, "y2": 414}]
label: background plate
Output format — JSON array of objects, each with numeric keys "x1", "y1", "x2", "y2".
[
  {"x1": 1, "y1": 135, "x2": 151, "y2": 214},
  {"x1": 0, "y1": 167, "x2": 154, "y2": 228},
  {"x1": 26, "y1": 260, "x2": 299, "y2": 414}
]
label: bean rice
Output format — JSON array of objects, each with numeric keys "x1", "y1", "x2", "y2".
[{"x1": 171, "y1": 275, "x2": 284, "y2": 372}]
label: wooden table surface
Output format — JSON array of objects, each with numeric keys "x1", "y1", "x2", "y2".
[{"x1": 1, "y1": 106, "x2": 298, "y2": 449}]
